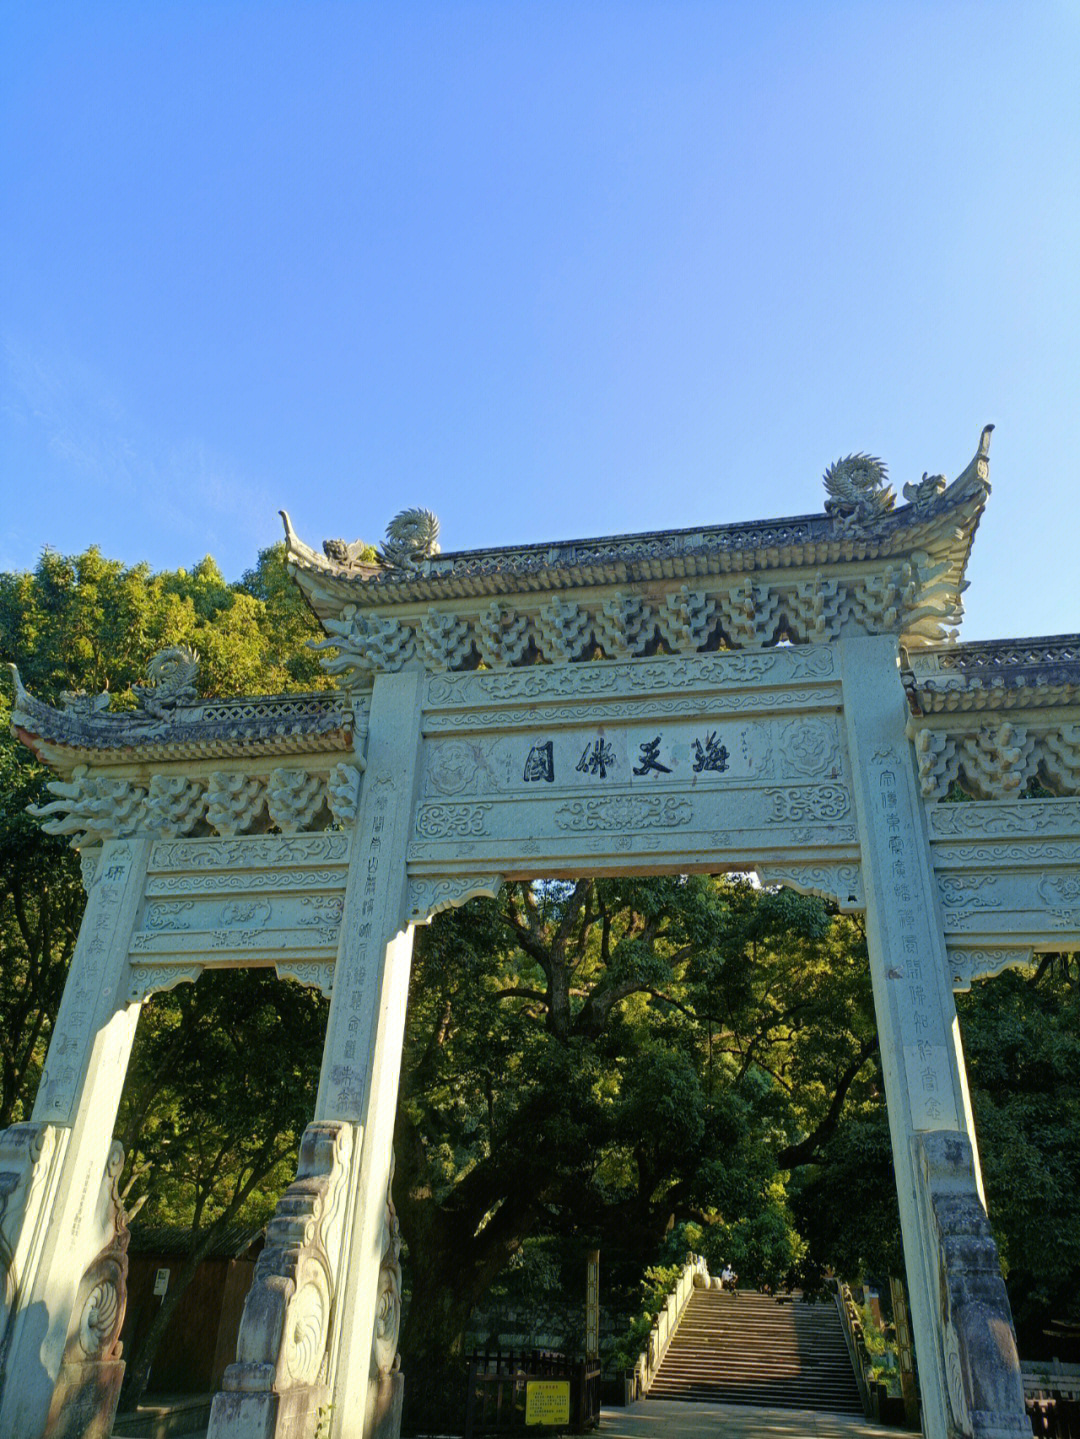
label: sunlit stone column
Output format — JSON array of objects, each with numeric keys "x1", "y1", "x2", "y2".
[
  {"x1": 839, "y1": 635, "x2": 1028, "y2": 1439},
  {"x1": 0, "y1": 836, "x2": 149, "y2": 1439},
  {"x1": 210, "y1": 672, "x2": 423, "y2": 1439}
]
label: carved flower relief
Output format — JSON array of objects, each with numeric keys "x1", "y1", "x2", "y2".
[
  {"x1": 426, "y1": 740, "x2": 481, "y2": 796},
  {"x1": 778, "y1": 717, "x2": 840, "y2": 779}
]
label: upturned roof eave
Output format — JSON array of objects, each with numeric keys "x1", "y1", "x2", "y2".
[
  {"x1": 7, "y1": 668, "x2": 355, "y2": 772},
  {"x1": 903, "y1": 634, "x2": 1080, "y2": 715},
  {"x1": 284, "y1": 434, "x2": 991, "y2": 621}
]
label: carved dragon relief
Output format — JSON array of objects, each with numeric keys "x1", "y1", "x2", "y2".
[{"x1": 823, "y1": 453, "x2": 895, "y2": 530}]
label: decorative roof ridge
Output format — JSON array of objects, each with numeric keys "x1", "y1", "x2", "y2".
[
  {"x1": 282, "y1": 426, "x2": 993, "y2": 593},
  {"x1": 902, "y1": 631, "x2": 1080, "y2": 716},
  {"x1": 8, "y1": 663, "x2": 355, "y2": 768},
  {"x1": 910, "y1": 633, "x2": 1080, "y2": 672}
]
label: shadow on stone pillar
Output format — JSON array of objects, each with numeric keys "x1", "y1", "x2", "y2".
[
  {"x1": 365, "y1": 1152, "x2": 403, "y2": 1439},
  {"x1": 208, "y1": 1121, "x2": 354, "y2": 1439},
  {"x1": 42, "y1": 1141, "x2": 129, "y2": 1439},
  {"x1": 912, "y1": 1130, "x2": 1030, "y2": 1439}
]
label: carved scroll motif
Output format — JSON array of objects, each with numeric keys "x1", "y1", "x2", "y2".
[
  {"x1": 755, "y1": 862, "x2": 864, "y2": 911},
  {"x1": 216, "y1": 1122, "x2": 354, "y2": 1411},
  {"x1": 405, "y1": 875, "x2": 504, "y2": 924},
  {"x1": 554, "y1": 795, "x2": 692, "y2": 832},
  {"x1": 765, "y1": 785, "x2": 850, "y2": 822},
  {"x1": 415, "y1": 804, "x2": 492, "y2": 840}
]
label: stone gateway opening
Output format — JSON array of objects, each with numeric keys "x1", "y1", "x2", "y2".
[{"x1": 1, "y1": 427, "x2": 1076, "y2": 1439}]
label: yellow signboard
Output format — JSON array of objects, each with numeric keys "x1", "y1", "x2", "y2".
[{"x1": 525, "y1": 1379, "x2": 571, "y2": 1426}]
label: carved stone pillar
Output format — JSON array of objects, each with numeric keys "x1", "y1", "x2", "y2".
[
  {"x1": 42, "y1": 1140, "x2": 130, "y2": 1439},
  {"x1": 839, "y1": 636, "x2": 1028, "y2": 1439},
  {"x1": 0, "y1": 837, "x2": 149, "y2": 1438},
  {"x1": 209, "y1": 672, "x2": 424, "y2": 1439}
]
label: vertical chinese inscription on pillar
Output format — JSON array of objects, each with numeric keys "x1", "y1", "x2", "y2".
[
  {"x1": 870, "y1": 753, "x2": 957, "y2": 1132},
  {"x1": 329, "y1": 786, "x2": 391, "y2": 1119},
  {"x1": 38, "y1": 843, "x2": 135, "y2": 1122}
]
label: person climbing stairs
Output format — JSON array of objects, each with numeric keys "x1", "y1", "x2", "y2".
[{"x1": 647, "y1": 1287, "x2": 865, "y2": 1414}]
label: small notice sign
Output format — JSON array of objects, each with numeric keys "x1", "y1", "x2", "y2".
[
  {"x1": 153, "y1": 1267, "x2": 170, "y2": 1297},
  {"x1": 525, "y1": 1380, "x2": 570, "y2": 1426}
]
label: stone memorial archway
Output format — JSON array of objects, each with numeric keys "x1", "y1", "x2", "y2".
[{"x1": 1, "y1": 427, "x2": 1077, "y2": 1439}]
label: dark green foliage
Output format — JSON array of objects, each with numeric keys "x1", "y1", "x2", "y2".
[
  {"x1": 0, "y1": 543, "x2": 333, "y2": 1407},
  {"x1": 958, "y1": 959, "x2": 1080, "y2": 1352},
  {"x1": 395, "y1": 874, "x2": 883, "y2": 1425}
]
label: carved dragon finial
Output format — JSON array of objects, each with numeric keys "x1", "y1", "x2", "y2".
[
  {"x1": 823, "y1": 454, "x2": 895, "y2": 529},
  {"x1": 322, "y1": 537, "x2": 378, "y2": 569},
  {"x1": 379, "y1": 508, "x2": 441, "y2": 569},
  {"x1": 133, "y1": 646, "x2": 200, "y2": 718},
  {"x1": 902, "y1": 471, "x2": 948, "y2": 509}
]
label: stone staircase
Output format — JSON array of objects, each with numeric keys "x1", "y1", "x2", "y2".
[{"x1": 647, "y1": 1288, "x2": 865, "y2": 1414}]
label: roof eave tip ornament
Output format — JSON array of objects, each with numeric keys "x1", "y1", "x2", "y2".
[
  {"x1": 378, "y1": 508, "x2": 441, "y2": 571},
  {"x1": 279, "y1": 509, "x2": 323, "y2": 569},
  {"x1": 6, "y1": 661, "x2": 28, "y2": 707},
  {"x1": 944, "y1": 422, "x2": 995, "y2": 504}
]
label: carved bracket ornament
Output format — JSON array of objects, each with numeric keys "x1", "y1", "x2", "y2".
[
  {"x1": 755, "y1": 862, "x2": 864, "y2": 911},
  {"x1": 25, "y1": 761, "x2": 365, "y2": 851},
  {"x1": 910, "y1": 719, "x2": 1080, "y2": 802},
  {"x1": 946, "y1": 948, "x2": 1034, "y2": 993},
  {"x1": 405, "y1": 875, "x2": 503, "y2": 925}
]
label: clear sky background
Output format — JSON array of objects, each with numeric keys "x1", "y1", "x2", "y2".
[{"x1": 2, "y1": 1, "x2": 1077, "y2": 641}]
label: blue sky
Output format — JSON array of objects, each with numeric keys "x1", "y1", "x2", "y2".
[{"x1": 2, "y1": 1, "x2": 1077, "y2": 641}]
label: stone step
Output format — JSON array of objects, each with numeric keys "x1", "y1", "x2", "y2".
[{"x1": 648, "y1": 1288, "x2": 864, "y2": 1416}]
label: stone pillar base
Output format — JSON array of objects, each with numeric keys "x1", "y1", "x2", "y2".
[
  {"x1": 366, "y1": 1370, "x2": 404, "y2": 1439},
  {"x1": 42, "y1": 1358, "x2": 124, "y2": 1439},
  {"x1": 207, "y1": 1383, "x2": 330, "y2": 1439}
]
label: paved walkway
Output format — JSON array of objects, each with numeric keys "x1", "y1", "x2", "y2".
[{"x1": 601, "y1": 1398, "x2": 904, "y2": 1438}]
